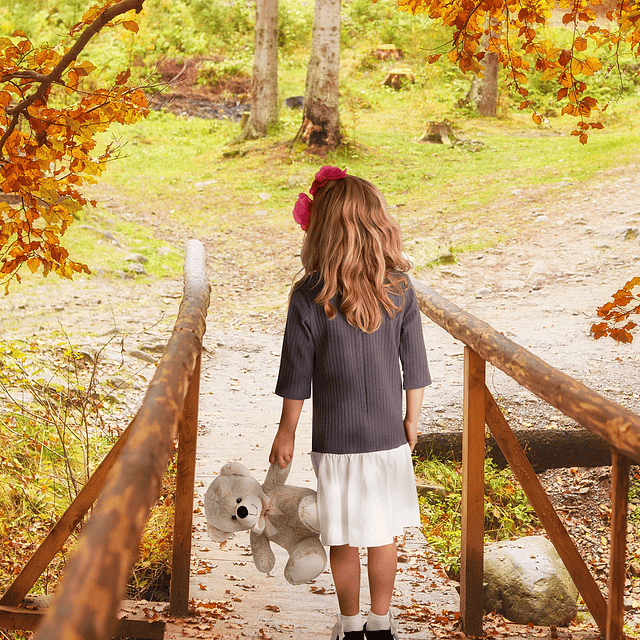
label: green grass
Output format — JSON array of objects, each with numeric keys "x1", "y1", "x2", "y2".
[
  {"x1": 96, "y1": 94, "x2": 640, "y2": 263},
  {"x1": 63, "y1": 210, "x2": 184, "y2": 279},
  {"x1": 413, "y1": 455, "x2": 539, "y2": 579}
]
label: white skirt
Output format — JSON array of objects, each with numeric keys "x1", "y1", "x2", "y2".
[{"x1": 310, "y1": 443, "x2": 420, "y2": 548}]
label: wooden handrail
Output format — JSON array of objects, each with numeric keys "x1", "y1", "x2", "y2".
[
  {"x1": 413, "y1": 279, "x2": 638, "y2": 639},
  {"x1": 29, "y1": 240, "x2": 210, "y2": 640},
  {"x1": 413, "y1": 280, "x2": 640, "y2": 463}
]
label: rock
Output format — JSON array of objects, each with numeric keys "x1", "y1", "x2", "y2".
[
  {"x1": 415, "y1": 479, "x2": 446, "y2": 498},
  {"x1": 609, "y1": 225, "x2": 639, "y2": 241},
  {"x1": 534, "y1": 215, "x2": 551, "y2": 224},
  {"x1": 500, "y1": 280, "x2": 525, "y2": 291},
  {"x1": 527, "y1": 261, "x2": 547, "y2": 279},
  {"x1": 286, "y1": 173, "x2": 308, "y2": 189},
  {"x1": 139, "y1": 340, "x2": 166, "y2": 354},
  {"x1": 107, "y1": 376, "x2": 133, "y2": 390},
  {"x1": 284, "y1": 96, "x2": 304, "y2": 109},
  {"x1": 124, "y1": 262, "x2": 146, "y2": 275},
  {"x1": 475, "y1": 287, "x2": 492, "y2": 298},
  {"x1": 76, "y1": 345, "x2": 99, "y2": 363},
  {"x1": 157, "y1": 246, "x2": 172, "y2": 256},
  {"x1": 484, "y1": 536, "x2": 578, "y2": 626},
  {"x1": 124, "y1": 253, "x2": 148, "y2": 264},
  {"x1": 195, "y1": 179, "x2": 218, "y2": 189},
  {"x1": 127, "y1": 349, "x2": 157, "y2": 364},
  {"x1": 404, "y1": 238, "x2": 452, "y2": 268}
]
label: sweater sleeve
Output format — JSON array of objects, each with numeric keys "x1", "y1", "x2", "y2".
[
  {"x1": 275, "y1": 290, "x2": 314, "y2": 400},
  {"x1": 399, "y1": 285, "x2": 431, "y2": 390}
]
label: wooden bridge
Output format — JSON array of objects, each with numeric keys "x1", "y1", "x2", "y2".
[{"x1": 1, "y1": 239, "x2": 638, "y2": 639}]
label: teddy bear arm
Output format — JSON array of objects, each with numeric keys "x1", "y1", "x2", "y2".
[
  {"x1": 250, "y1": 530, "x2": 276, "y2": 575},
  {"x1": 262, "y1": 461, "x2": 291, "y2": 494}
]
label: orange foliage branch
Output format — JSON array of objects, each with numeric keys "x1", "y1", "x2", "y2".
[
  {"x1": 398, "y1": 0, "x2": 638, "y2": 142},
  {"x1": 591, "y1": 277, "x2": 640, "y2": 343},
  {"x1": 0, "y1": 0, "x2": 148, "y2": 292}
]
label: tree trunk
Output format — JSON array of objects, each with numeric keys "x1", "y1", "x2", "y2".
[
  {"x1": 465, "y1": 18, "x2": 500, "y2": 117},
  {"x1": 234, "y1": 0, "x2": 279, "y2": 142},
  {"x1": 415, "y1": 428, "x2": 612, "y2": 472},
  {"x1": 476, "y1": 50, "x2": 499, "y2": 117},
  {"x1": 301, "y1": 0, "x2": 341, "y2": 150}
]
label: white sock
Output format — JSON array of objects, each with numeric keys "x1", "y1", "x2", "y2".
[
  {"x1": 340, "y1": 613, "x2": 364, "y2": 633},
  {"x1": 366, "y1": 611, "x2": 390, "y2": 631}
]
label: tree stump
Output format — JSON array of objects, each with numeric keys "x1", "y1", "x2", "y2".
[
  {"x1": 381, "y1": 67, "x2": 414, "y2": 90},
  {"x1": 374, "y1": 44, "x2": 404, "y2": 61},
  {"x1": 418, "y1": 120, "x2": 456, "y2": 145}
]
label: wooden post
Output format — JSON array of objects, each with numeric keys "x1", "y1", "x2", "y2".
[
  {"x1": 607, "y1": 449, "x2": 630, "y2": 640},
  {"x1": 169, "y1": 353, "x2": 201, "y2": 617},
  {"x1": 460, "y1": 347, "x2": 485, "y2": 636}
]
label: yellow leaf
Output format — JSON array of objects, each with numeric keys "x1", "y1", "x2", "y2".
[
  {"x1": 122, "y1": 20, "x2": 139, "y2": 33},
  {"x1": 27, "y1": 257, "x2": 39, "y2": 274},
  {"x1": 583, "y1": 57, "x2": 602, "y2": 73},
  {"x1": 570, "y1": 58, "x2": 584, "y2": 75},
  {"x1": 574, "y1": 37, "x2": 588, "y2": 51}
]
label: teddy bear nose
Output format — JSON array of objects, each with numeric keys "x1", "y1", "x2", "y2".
[{"x1": 236, "y1": 505, "x2": 249, "y2": 519}]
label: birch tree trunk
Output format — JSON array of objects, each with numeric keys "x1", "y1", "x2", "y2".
[
  {"x1": 467, "y1": 19, "x2": 500, "y2": 117},
  {"x1": 235, "y1": 0, "x2": 279, "y2": 142},
  {"x1": 476, "y1": 50, "x2": 499, "y2": 117},
  {"x1": 301, "y1": 0, "x2": 341, "y2": 150}
]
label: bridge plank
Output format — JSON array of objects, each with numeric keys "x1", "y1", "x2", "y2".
[{"x1": 0, "y1": 601, "x2": 165, "y2": 638}]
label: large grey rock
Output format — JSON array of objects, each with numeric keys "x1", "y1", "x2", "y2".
[{"x1": 484, "y1": 536, "x2": 578, "y2": 626}]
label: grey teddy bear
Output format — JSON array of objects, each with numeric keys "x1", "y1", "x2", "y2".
[{"x1": 204, "y1": 461, "x2": 327, "y2": 585}]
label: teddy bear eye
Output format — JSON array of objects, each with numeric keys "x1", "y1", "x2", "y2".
[{"x1": 236, "y1": 498, "x2": 242, "y2": 504}]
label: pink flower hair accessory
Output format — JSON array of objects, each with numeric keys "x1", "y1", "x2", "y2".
[
  {"x1": 291, "y1": 165, "x2": 347, "y2": 231},
  {"x1": 292, "y1": 193, "x2": 312, "y2": 231},
  {"x1": 310, "y1": 165, "x2": 347, "y2": 196}
]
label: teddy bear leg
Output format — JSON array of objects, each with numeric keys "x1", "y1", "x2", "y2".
[
  {"x1": 284, "y1": 537, "x2": 327, "y2": 585},
  {"x1": 250, "y1": 530, "x2": 276, "y2": 575}
]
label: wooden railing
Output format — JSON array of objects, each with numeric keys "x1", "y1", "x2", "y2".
[
  {"x1": 0, "y1": 239, "x2": 210, "y2": 640},
  {"x1": 413, "y1": 279, "x2": 640, "y2": 640}
]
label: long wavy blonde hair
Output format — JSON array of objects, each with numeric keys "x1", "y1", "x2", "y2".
[{"x1": 298, "y1": 174, "x2": 411, "y2": 333}]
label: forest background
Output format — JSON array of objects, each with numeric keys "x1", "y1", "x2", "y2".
[{"x1": 1, "y1": 0, "x2": 640, "y2": 635}]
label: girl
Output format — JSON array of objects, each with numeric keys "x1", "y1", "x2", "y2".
[{"x1": 269, "y1": 166, "x2": 431, "y2": 640}]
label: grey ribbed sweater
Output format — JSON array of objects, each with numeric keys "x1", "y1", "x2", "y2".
[{"x1": 275, "y1": 273, "x2": 431, "y2": 454}]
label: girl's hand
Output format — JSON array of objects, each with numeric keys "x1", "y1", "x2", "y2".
[
  {"x1": 270, "y1": 398, "x2": 303, "y2": 469},
  {"x1": 269, "y1": 430, "x2": 295, "y2": 469},
  {"x1": 403, "y1": 418, "x2": 418, "y2": 452}
]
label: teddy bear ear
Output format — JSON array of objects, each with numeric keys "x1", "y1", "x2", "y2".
[
  {"x1": 219, "y1": 462, "x2": 251, "y2": 477},
  {"x1": 207, "y1": 523, "x2": 235, "y2": 543}
]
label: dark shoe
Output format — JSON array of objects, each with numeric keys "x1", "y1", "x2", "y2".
[
  {"x1": 364, "y1": 612, "x2": 399, "y2": 640},
  {"x1": 331, "y1": 616, "x2": 365, "y2": 640}
]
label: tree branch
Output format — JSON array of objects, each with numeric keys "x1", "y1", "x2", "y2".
[
  {"x1": 1, "y1": 69, "x2": 48, "y2": 83},
  {"x1": 0, "y1": 0, "x2": 146, "y2": 157}
]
